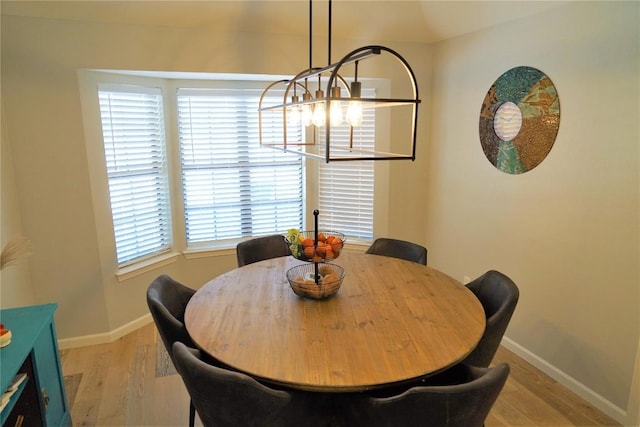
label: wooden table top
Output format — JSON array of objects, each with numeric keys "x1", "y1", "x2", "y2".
[{"x1": 185, "y1": 253, "x2": 485, "y2": 392}]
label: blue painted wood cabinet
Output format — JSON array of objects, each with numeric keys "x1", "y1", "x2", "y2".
[{"x1": 0, "y1": 303, "x2": 71, "y2": 426}]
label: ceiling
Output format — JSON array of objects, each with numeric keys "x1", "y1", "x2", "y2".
[{"x1": 1, "y1": 0, "x2": 569, "y2": 44}]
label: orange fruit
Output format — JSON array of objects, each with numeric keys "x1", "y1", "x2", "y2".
[
  {"x1": 317, "y1": 232, "x2": 326, "y2": 242},
  {"x1": 316, "y1": 242, "x2": 327, "y2": 257},
  {"x1": 331, "y1": 237, "x2": 343, "y2": 251},
  {"x1": 326, "y1": 235, "x2": 335, "y2": 245},
  {"x1": 302, "y1": 238, "x2": 314, "y2": 248},
  {"x1": 325, "y1": 247, "x2": 334, "y2": 259},
  {"x1": 303, "y1": 246, "x2": 315, "y2": 258}
]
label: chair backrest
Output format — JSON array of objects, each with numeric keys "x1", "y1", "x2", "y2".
[
  {"x1": 340, "y1": 363, "x2": 510, "y2": 427},
  {"x1": 172, "y1": 342, "x2": 332, "y2": 427},
  {"x1": 464, "y1": 270, "x2": 520, "y2": 367},
  {"x1": 236, "y1": 234, "x2": 291, "y2": 267},
  {"x1": 146, "y1": 274, "x2": 196, "y2": 365},
  {"x1": 365, "y1": 237, "x2": 428, "y2": 265}
]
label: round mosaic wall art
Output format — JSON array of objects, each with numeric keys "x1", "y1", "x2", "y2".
[{"x1": 479, "y1": 66, "x2": 560, "y2": 174}]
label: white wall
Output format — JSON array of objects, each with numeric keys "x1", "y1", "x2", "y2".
[
  {"x1": 426, "y1": 1, "x2": 638, "y2": 423},
  {"x1": 0, "y1": 106, "x2": 36, "y2": 306}
]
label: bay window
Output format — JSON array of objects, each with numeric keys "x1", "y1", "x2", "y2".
[{"x1": 83, "y1": 71, "x2": 376, "y2": 271}]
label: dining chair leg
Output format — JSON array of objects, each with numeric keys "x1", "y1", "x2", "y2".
[{"x1": 189, "y1": 399, "x2": 195, "y2": 427}]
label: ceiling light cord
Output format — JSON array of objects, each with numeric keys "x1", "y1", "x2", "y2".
[
  {"x1": 328, "y1": 0, "x2": 332, "y2": 66},
  {"x1": 309, "y1": 0, "x2": 312, "y2": 70}
]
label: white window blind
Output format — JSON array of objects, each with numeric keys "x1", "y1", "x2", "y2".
[
  {"x1": 177, "y1": 88, "x2": 303, "y2": 243},
  {"x1": 318, "y1": 88, "x2": 376, "y2": 240},
  {"x1": 98, "y1": 85, "x2": 172, "y2": 265}
]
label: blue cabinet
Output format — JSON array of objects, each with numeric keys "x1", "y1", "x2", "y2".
[{"x1": 0, "y1": 303, "x2": 71, "y2": 426}]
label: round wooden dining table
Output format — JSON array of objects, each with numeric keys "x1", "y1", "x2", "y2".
[{"x1": 185, "y1": 253, "x2": 485, "y2": 392}]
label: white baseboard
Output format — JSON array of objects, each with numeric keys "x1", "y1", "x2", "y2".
[
  {"x1": 501, "y1": 336, "x2": 627, "y2": 425},
  {"x1": 57, "y1": 313, "x2": 153, "y2": 350}
]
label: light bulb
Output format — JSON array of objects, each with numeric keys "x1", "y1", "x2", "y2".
[
  {"x1": 312, "y1": 102, "x2": 326, "y2": 127},
  {"x1": 330, "y1": 101, "x2": 343, "y2": 125},
  {"x1": 330, "y1": 86, "x2": 343, "y2": 125},
  {"x1": 301, "y1": 106, "x2": 312, "y2": 127},
  {"x1": 313, "y1": 88, "x2": 326, "y2": 127},
  {"x1": 347, "y1": 80, "x2": 363, "y2": 127},
  {"x1": 346, "y1": 100, "x2": 362, "y2": 127},
  {"x1": 288, "y1": 95, "x2": 301, "y2": 126},
  {"x1": 301, "y1": 93, "x2": 312, "y2": 127},
  {"x1": 289, "y1": 106, "x2": 301, "y2": 126}
]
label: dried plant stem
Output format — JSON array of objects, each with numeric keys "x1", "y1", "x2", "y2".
[{"x1": 0, "y1": 235, "x2": 32, "y2": 270}]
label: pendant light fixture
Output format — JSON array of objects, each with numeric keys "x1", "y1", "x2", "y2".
[{"x1": 259, "y1": 0, "x2": 420, "y2": 162}]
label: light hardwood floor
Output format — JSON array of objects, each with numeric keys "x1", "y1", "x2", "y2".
[{"x1": 59, "y1": 322, "x2": 621, "y2": 426}]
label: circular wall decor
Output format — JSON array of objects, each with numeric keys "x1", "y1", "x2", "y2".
[{"x1": 479, "y1": 66, "x2": 560, "y2": 174}]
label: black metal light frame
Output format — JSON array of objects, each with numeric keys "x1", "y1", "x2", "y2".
[{"x1": 258, "y1": 1, "x2": 420, "y2": 162}]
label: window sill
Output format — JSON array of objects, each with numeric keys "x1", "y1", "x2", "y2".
[
  {"x1": 115, "y1": 252, "x2": 180, "y2": 282},
  {"x1": 183, "y1": 246, "x2": 237, "y2": 259}
]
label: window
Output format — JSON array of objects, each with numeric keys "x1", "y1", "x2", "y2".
[
  {"x1": 98, "y1": 85, "x2": 172, "y2": 265},
  {"x1": 176, "y1": 88, "x2": 303, "y2": 243},
  {"x1": 85, "y1": 71, "x2": 381, "y2": 272}
]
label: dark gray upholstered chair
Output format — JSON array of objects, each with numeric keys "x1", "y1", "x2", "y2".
[
  {"x1": 146, "y1": 275, "x2": 197, "y2": 427},
  {"x1": 172, "y1": 342, "x2": 335, "y2": 427},
  {"x1": 464, "y1": 270, "x2": 520, "y2": 367},
  {"x1": 365, "y1": 237, "x2": 428, "y2": 265},
  {"x1": 236, "y1": 234, "x2": 292, "y2": 267},
  {"x1": 339, "y1": 363, "x2": 510, "y2": 427}
]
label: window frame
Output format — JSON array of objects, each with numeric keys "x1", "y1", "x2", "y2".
[
  {"x1": 79, "y1": 70, "x2": 389, "y2": 279},
  {"x1": 174, "y1": 85, "x2": 305, "y2": 246},
  {"x1": 97, "y1": 83, "x2": 173, "y2": 266}
]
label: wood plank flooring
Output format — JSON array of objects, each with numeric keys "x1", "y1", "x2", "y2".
[{"x1": 59, "y1": 322, "x2": 621, "y2": 426}]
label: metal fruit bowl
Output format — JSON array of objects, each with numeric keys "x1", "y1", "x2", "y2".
[
  {"x1": 286, "y1": 264, "x2": 345, "y2": 299},
  {"x1": 286, "y1": 231, "x2": 345, "y2": 262}
]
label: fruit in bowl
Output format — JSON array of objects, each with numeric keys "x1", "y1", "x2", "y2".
[
  {"x1": 286, "y1": 264, "x2": 345, "y2": 299},
  {"x1": 286, "y1": 229, "x2": 345, "y2": 262}
]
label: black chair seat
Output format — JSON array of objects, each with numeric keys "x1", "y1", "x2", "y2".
[
  {"x1": 173, "y1": 342, "x2": 336, "y2": 427},
  {"x1": 146, "y1": 274, "x2": 198, "y2": 427},
  {"x1": 464, "y1": 270, "x2": 519, "y2": 367},
  {"x1": 236, "y1": 234, "x2": 291, "y2": 267},
  {"x1": 337, "y1": 363, "x2": 510, "y2": 427},
  {"x1": 365, "y1": 237, "x2": 427, "y2": 265}
]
